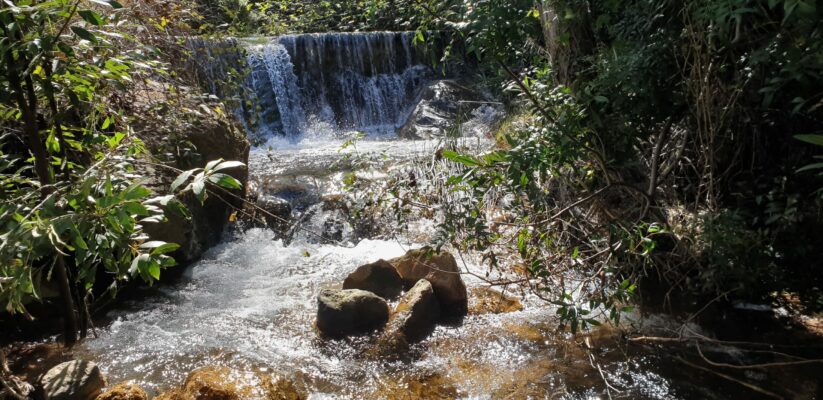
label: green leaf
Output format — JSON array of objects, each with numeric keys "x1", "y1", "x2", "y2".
[
  {"x1": 121, "y1": 201, "x2": 148, "y2": 216},
  {"x1": 204, "y1": 159, "x2": 223, "y2": 173},
  {"x1": 79, "y1": 10, "x2": 105, "y2": 26},
  {"x1": 171, "y1": 169, "x2": 195, "y2": 192},
  {"x1": 151, "y1": 242, "x2": 180, "y2": 255},
  {"x1": 192, "y1": 176, "x2": 206, "y2": 204},
  {"x1": 795, "y1": 135, "x2": 823, "y2": 147},
  {"x1": 148, "y1": 261, "x2": 161, "y2": 280},
  {"x1": 207, "y1": 173, "x2": 242, "y2": 190},
  {"x1": 70, "y1": 26, "x2": 97, "y2": 43},
  {"x1": 213, "y1": 160, "x2": 245, "y2": 172},
  {"x1": 123, "y1": 183, "x2": 152, "y2": 200},
  {"x1": 442, "y1": 150, "x2": 482, "y2": 167}
]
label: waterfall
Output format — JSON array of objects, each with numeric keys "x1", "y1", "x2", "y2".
[{"x1": 243, "y1": 32, "x2": 431, "y2": 139}]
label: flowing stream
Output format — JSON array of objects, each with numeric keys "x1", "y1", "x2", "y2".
[{"x1": 76, "y1": 32, "x2": 820, "y2": 399}]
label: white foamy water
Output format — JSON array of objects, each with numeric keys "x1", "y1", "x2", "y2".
[
  {"x1": 79, "y1": 227, "x2": 711, "y2": 399},
  {"x1": 80, "y1": 232, "x2": 412, "y2": 393}
]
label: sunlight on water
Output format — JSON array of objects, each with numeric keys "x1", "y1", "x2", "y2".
[{"x1": 79, "y1": 228, "x2": 699, "y2": 399}]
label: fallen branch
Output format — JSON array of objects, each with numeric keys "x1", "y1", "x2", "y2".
[{"x1": 675, "y1": 357, "x2": 783, "y2": 399}]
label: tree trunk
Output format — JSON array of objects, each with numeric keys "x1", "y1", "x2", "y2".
[{"x1": 3, "y1": 28, "x2": 79, "y2": 346}]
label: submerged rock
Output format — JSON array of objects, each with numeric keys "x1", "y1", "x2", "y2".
[
  {"x1": 399, "y1": 80, "x2": 503, "y2": 140},
  {"x1": 316, "y1": 289, "x2": 390, "y2": 338},
  {"x1": 41, "y1": 360, "x2": 106, "y2": 400},
  {"x1": 387, "y1": 279, "x2": 441, "y2": 342},
  {"x1": 95, "y1": 383, "x2": 148, "y2": 400},
  {"x1": 389, "y1": 247, "x2": 468, "y2": 317},
  {"x1": 255, "y1": 194, "x2": 292, "y2": 231},
  {"x1": 155, "y1": 366, "x2": 242, "y2": 400},
  {"x1": 469, "y1": 287, "x2": 524, "y2": 315},
  {"x1": 260, "y1": 375, "x2": 306, "y2": 400},
  {"x1": 343, "y1": 259, "x2": 403, "y2": 299}
]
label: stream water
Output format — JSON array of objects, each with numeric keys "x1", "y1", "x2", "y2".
[{"x1": 74, "y1": 32, "x2": 821, "y2": 399}]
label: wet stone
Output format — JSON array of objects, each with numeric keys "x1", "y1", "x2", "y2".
[
  {"x1": 95, "y1": 383, "x2": 148, "y2": 400},
  {"x1": 387, "y1": 279, "x2": 441, "y2": 342},
  {"x1": 389, "y1": 247, "x2": 468, "y2": 318},
  {"x1": 343, "y1": 259, "x2": 403, "y2": 299},
  {"x1": 41, "y1": 360, "x2": 107, "y2": 400},
  {"x1": 316, "y1": 289, "x2": 390, "y2": 338},
  {"x1": 469, "y1": 287, "x2": 524, "y2": 315}
]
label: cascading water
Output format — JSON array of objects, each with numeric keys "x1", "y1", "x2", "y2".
[{"x1": 244, "y1": 32, "x2": 430, "y2": 139}]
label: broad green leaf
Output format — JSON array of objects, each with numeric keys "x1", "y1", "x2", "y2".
[
  {"x1": 207, "y1": 173, "x2": 242, "y2": 190},
  {"x1": 148, "y1": 261, "x2": 161, "y2": 280},
  {"x1": 79, "y1": 10, "x2": 105, "y2": 26},
  {"x1": 442, "y1": 150, "x2": 482, "y2": 167},
  {"x1": 213, "y1": 160, "x2": 245, "y2": 172},
  {"x1": 171, "y1": 169, "x2": 195, "y2": 192},
  {"x1": 150, "y1": 242, "x2": 180, "y2": 255},
  {"x1": 795, "y1": 134, "x2": 823, "y2": 147},
  {"x1": 192, "y1": 176, "x2": 206, "y2": 204},
  {"x1": 70, "y1": 26, "x2": 97, "y2": 43},
  {"x1": 204, "y1": 159, "x2": 223, "y2": 173},
  {"x1": 140, "y1": 241, "x2": 167, "y2": 249}
]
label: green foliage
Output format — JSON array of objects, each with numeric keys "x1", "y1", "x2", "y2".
[
  {"x1": 0, "y1": 1, "x2": 245, "y2": 324},
  {"x1": 409, "y1": 0, "x2": 823, "y2": 317}
]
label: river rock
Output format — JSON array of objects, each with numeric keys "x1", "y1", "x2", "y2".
[
  {"x1": 388, "y1": 247, "x2": 468, "y2": 317},
  {"x1": 255, "y1": 194, "x2": 292, "y2": 231},
  {"x1": 260, "y1": 375, "x2": 306, "y2": 400},
  {"x1": 41, "y1": 360, "x2": 106, "y2": 400},
  {"x1": 316, "y1": 289, "x2": 390, "y2": 338},
  {"x1": 95, "y1": 383, "x2": 148, "y2": 400},
  {"x1": 469, "y1": 287, "x2": 524, "y2": 315},
  {"x1": 343, "y1": 259, "x2": 403, "y2": 299},
  {"x1": 180, "y1": 366, "x2": 241, "y2": 400},
  {"x1": 399, "y1": 80, "x2": 504, "y2": 140},
  {"x1": 387, "y1": 279, "x2": 440, "y2": 342}
]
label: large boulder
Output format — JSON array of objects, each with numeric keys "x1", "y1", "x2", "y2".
[
  {"x1": 40, "y1": 360, "x2": 106, "y2": 400},
  {"x1": 398, "y1": 80, "x2": 504, "y2": 140},
  {"x1": 95, "y1": 383, "x2": 148, "y2": 400},
  {"x1": 387, "y1": 279, "x2": 440, "y2": 342},
  {"x1": 316, "y1": 289, "x2": 390, "y2": 338},
  {"x1": 343, "y1": 260, "x2": 403, "y2": 300},
  {"x1": 139, "y1": 101, "x2": 250, "y2": 265},
  {"x1": 388, "y1": 247, "x2": 468, "y2": 317}
]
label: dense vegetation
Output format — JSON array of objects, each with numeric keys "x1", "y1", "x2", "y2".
[
  {"x1": 409, "y1": 0, "x2": 823, "y2": 328},
  {"x1": 0, "y1": 0, "x2": 245, "y2": 345}
]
